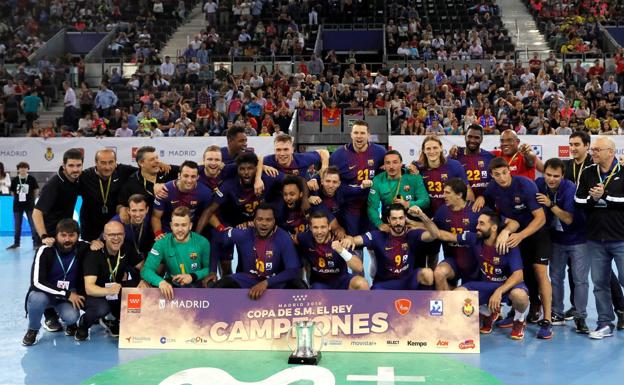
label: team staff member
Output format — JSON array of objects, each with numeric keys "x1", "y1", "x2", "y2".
[
  {"x1": 7, "y1": 162, "x2": 40, "y2": 250},
  {"x1": 142, "y1": 206, "x2": 212, "y2": 299},
  {"x1": 78, "y1": 221, "x2": 144, "y2": 341},
  {"x1": 329, "y1": 120, "x2": 385, "y2": 235},
  {"x1": 33, "y1": 149, "x2": 84, "y2": 245},
  {"x1": 79, "y1": 149, "x2": 137, "y2": 241},
  {"x1": 575, "y1": 136, "x2": 624, "y2": 340},
  {"x1": 118, "y1": 146, "x2": 179, "y2": 211},
  {"x1": 367, "y1": 150, "x2": 429, "y2": 231},
  {"x1": 535, "y1": 158, "x2": 589, "y2": 333},
  {"x1": 22, "y1": 219, "x2": 90, "y2": 346},
  {"x1": 439, "y1": 210, "x2": 530, "y2": 340},
  {"x1": 214, "y1": 203, "x2": 305, "y2": 299},
  {"x1": 483, "y1": 158, "x2": 552, "y2": 339},
  {"x1": 490, "y1": 129, "x2": 543, "y2": 180},
  {"x1": 111, "y1": 194, "x2": 154, "y2": 260},
  {"x1": 296, "y1": 211, "x2": 369, "y2": 290},
  {"x1": 344, "y1": 204, "x2": 437, "y2": 290},
  {"x1": 564, "y1": 132, "x2": 624, "y2": 326},
  {"x1": 450, "y1": 124, "x2": 496, "y2": 198}
]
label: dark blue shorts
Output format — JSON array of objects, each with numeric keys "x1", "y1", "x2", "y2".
[
  {"x1": 440, "y1": 257, "x2": 478, "y2": 286},
  {"x1": 372, "y1": 269, "x2": 421, "y2": 290},
  {"x1": 208, "y1": 228, "x2": 233, "y2": 262},
  {"x1": 462, "y1": 281, "x2": 529, "y2": 305},
  {"x1": 310, "y1": 273, "x2": 354, "y2": 290},
  {"x1": 230, "y1": 273, "x2": 286, "y2": 289}
]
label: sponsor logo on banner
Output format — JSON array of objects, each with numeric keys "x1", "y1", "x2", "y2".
[
  {"x1": 559, "y1": 146, "x2": 570, "y2": 157},
  {"x1": 386, "y1": 340, "x2": 400, "y2": 345},
  {"x1": 127, "y1": 293, "x2": 142, "y2": 313},
  {"x1": 429, "y1": 300, "x2": 443, "y2": 316},
  {"x1": 407, "y1": 341, "x2": 427, "y2": 347},
  {"x1": 531, "y1": 145, "x2": 543, "y2": 159},
  {"x1": 125, "y1": 336, "x2": 151, "y2": 344},
  {"x1": 395, "y1": 299, "x2": 412, "y2": 315},
  {"x1": 44, "y1": 147, "x2": 54, "y2": 161},
  {"x1": 159, "y1": 299, "x2": 166, "y2": 309},
  {"x1": 160, "y1": 337, "x2": 176, "y2": 344},
  {"x1": 436, "y1": 339, "x2": 449, "y2": 348},
  {"x1": 185, "y1": 336, "x2": 208, "y2": 344},
  {"x1": 459, "y1": 339, "x2": 476, "y2": 350},
  {"x1": 462, "y1": 299, "x2": 475, "y2": 317}
]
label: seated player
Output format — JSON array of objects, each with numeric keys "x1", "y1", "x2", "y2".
[
  {"x1": 296, "y1": 211, "x2": 369, "y2": 290},
  {"x1": 438, "y1": 210, "x2": 530, "y2": 340},
  {"x1": 213, "y1": 203, "x2": 306, "y2": 299},
  {"x1": 343, "y1": 204, "x2": 437, "y2": 290},
  {"x1": 22, "y1": 219, "x2": 91, "y2": 346},
  {"x1": 142, "y1": 206, "x2": 212, "y2": 300},
  {"x1": 78, "y1": 221, "x2": 144, "y2": 341}
]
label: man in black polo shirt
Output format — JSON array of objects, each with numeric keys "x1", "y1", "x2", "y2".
[
  {"x1": 22, "y1": 219, "x2": 90, "y2": 346},
  {"x1": 77, "y1": 221, "x2": 143, "y2": 341},
  {"x1": 110, "y1": 194, "x2": 154, "y2": 260},
  {"x1": 33, "y1": 149, "x2": 84, "y2": 246},
  {"x1": 79, "y1": 149, "x2": 137, "y2": 241},
  {"x1": 117, "y1": 146, "x2": 179, "y2": 212},
  {"x1": 7, "y1": 162, "x2": 40, "y2": 250}
]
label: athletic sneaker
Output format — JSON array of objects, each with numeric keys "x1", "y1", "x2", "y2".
[
  {"x1": 109, "y1": 321, "x2": 119, "y2": 338},
  {"x1": 589, "y1": 324, "x2": 614, "y2": 340},
  {"x1": 496, "y1": 309, "x2": 515, "y2": 328},
  {"x1": 527, "y1": 305, "x2": 541, "y2": 324},
  {"x1": 65, "y1": 324, "x2": 78, "y2": 337},
  {"x1": 574, "y1": 318, "x2": 589, "y2": 334},
  {"x1": 75, "y1": 316, "x2": 89, "y2": 341},
  {"x1": 43, "y1": 316, "x2": 63, "y2": 332},
  {"x1": 480, "y1": 311, "x2": 499, "y2": 334},
  {"x1": 551, "y1": 314, "x2": 566, "y2": 326},
  {"x1": 22, "y1": 329, "x2": 38, "y2": 346},
  {"x1": 510, "y1": 320, "x2": 526, "y2": 340},
  {"x1": 563, "y1": 307, "x2": 576, "y2": 321},
  {"x1": 616, "y1": 310, "x2": 624, "y2": 330},
  {"x1": 537, "y1": 320, "x2": 553, "y2": 339}
]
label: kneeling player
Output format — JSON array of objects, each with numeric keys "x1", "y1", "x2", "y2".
[
  {"x1": 439, "y1": 210, "x2": 530, "y2": 340},
  {"x1": 344, "y1": 204, "x2": 436, "y2": 290},
  {"x1": 214, "y1": 203, "x2": 306, "y2": 299},
  {"x1": 296, "y1": 211, "x2": 369, "y2": 290}
]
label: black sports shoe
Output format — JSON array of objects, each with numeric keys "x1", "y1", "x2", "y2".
[
  {"x1": 574, "y1": 318, "x2": 589, "y2": 334},
  {"x1": 616, "y1": 310, "x2": 624, "y2": 330},
  {"x1": 563, "y1": 308, "x2": 576, "y2": 321},
  {"x1": 22, "y1": 329, "x2": 38, "y2": 346},
  {"x1": 108, "y1": 321, "x2": 119, "y2": 338},
  {"x1": 6, "y1": 244, "x2": 19, "y2": 250},
  {"x1": 527, "y1": 305, "x2": 541, "y2": 324},
  {"x1": 551, "y1": 314, "x2": 566, "y2": 326},
  {"x1": 99, "y1": 318, "x2": 116, "y2": 334},
  {"x1": 75, "y1": 315, "x2": 89, "y2": 341},
  {"x1": 65, "y1": 324, "x2": 78, "y2": 337},
  {"x1": 43, "y1": 316, "x2": 63, "y2": 332}
]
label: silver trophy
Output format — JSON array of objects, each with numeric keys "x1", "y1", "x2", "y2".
[{"x1": 288, "y1": 321, "x2": 323, "y2": 365}]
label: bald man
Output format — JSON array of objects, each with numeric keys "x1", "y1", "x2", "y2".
[
  {"x1": 575, "y1": 136, "x2": 624, "y2": 339},
  {"x1": 491, "y1": 129, "x2": 544, "y2": 180},
  {"x1": 77, "y1": 221, "x2": 144, "y2": 341}
]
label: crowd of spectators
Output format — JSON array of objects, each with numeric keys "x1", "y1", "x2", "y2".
[
  {"x1": 387, "y1": 0, "x2": 514, "y2": 60},
  {"x1": 528, "y1": 0, "x2": 624, "y2": 55}
]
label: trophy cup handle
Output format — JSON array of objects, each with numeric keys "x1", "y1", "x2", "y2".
[{"x1": 314, "y1": 322, "x2": 325, "y2": 353}]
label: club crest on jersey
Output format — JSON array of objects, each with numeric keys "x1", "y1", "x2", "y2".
[
  {"x1": 462, "y1": 218, "x2": 470, "y2": 225},
  {"x1": 190, "y1": 252, "x2": 198, "y2": 260},
  {"x1": 441, "y1": 173, "x2": 448, "y2": 180},
  {"x1": 514, "y1": 196, "x2": 521, "y2": 204},
  {"x1": 266, "y1": 250, "x2": 273, "y2": 258},
  {"x1": 401, "y1": 243, "x2": 408, "y2": 250},
  {"x1": 493, "y1": 257, "x2": 500, "y2": 264},
  {"x1": 367, "y1": 159, "x2": 374, "y2": 166},
  {"x1": 403, "y1": 185, "x2": 411, "y2": 192},
  {"x1": 478, "y1": 160, "x2": 484, "y2": 167},
  {"x1": 190, "y1": 200, "x2": 198, "y2": 205},
  {"x1": 462, "y1": 298, "x2": 475, "y2": 317}
]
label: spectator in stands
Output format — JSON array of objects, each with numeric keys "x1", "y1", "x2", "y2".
[
  {"x1": 62, "y1": 81, "x2": 78, "y2": 130},
  {"x1": 94, "y1": 82, "x2": 118, "y2": 118},
  {"x1": 21, "y1": 90, "x2": 43, "y2": 129}
]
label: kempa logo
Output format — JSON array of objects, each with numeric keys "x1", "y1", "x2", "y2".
[
  {"x1": 407, "y1": 341, "x2": 427, "y2": 347},
  {"x1": 159, "y1": 366, "x2": 336, "y2": 385}
]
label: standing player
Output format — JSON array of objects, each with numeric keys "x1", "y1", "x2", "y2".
[
  {"x1": 214, "y1": 203, "x2": 305, "y2": 299},
  {"x1": 344, "y1": 204, "x2": 437, "y2": 290},
  {"x1": 415, "y1": 135, "x2": 472, "y2": 268},
  {"x1": 535, "y1": 158, "x2": 589, "y2": 333},
  {"x1": 483, "y1": 157, "x2": 552, "y2": 339},
  {"x1": 438, "y1": 210, "x2": 530, "y2": 340},
  {"x1": 221, "y1": 126, "x2": 248, "y2": 164},
  {"x1": 308, "y1": 166, "x2": 366, "y2": 221},
  {"x1": 329, "y1": 120, "x2": 386, "y2": 236},
  {"x1": 367, "y1": 150, "x2": 430, "y2": 232},
  {"x1": 296, "y1": 211, "x2": 368, "y2": 290},
  {"x1": 110, "y1": 194, "x2": 154, "y2": 261},
  {"x1": 451, "y1": 124, "x2": 496, "y2": 198},
  {"x1": 152, "y1": 161, "x2": 214, "y2": 238}
]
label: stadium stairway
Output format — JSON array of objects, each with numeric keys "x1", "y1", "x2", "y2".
[
  {"x1": 160, "y1": 2, "x2": 207, "y2": 60},
  {"x1": 498, "y1": 0, "x2": 550, "y2": 60}
]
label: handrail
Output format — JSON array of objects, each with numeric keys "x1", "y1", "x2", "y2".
[{"x1": 314, "y1": 25, "x2": 323, "y2": 55}]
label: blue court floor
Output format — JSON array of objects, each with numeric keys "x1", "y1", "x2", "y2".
[{"x1": 2, "y1": 235, "x2": 624, "y2": 385}]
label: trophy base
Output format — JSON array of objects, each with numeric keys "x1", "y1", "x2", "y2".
[{"x1": 288, "y1": 352, "x2": 321, "y2": 365}]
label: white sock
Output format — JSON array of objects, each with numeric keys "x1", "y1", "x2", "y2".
[
  {"x1": 479, "y1": 304, "x2": 492, "y2": 317},
  {"x1": 514, "y1": 306, "x2": 529, "y2": 322}
]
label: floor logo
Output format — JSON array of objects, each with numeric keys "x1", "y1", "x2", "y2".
[{"x1": 159, "y1": 366, "x2": 336, "y2": 385}]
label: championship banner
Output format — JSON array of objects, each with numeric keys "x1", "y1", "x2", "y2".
[
  {"x1": 120, "y1": 288, "x2": 480, "y2": 353},
  {"x1": 0, "y1": 137, "x2": 275, "y2": 172},
  {"x1": 389, "y1": 135, "x2": 624, "y2": 164}
]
